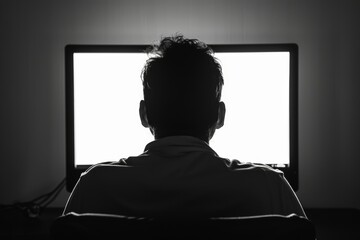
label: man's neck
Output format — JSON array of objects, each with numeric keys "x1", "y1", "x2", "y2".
[{"x1": 154, "y1": 133, "x2": 209, "y2": 144}]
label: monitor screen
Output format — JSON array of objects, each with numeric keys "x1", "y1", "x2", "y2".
[{"x1": 65, "y1": 44, "x2": 298, "y2": 191}]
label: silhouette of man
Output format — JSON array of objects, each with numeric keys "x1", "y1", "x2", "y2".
[{"x1": 63, "y1": 35, "x2": 306, "y2": 218}]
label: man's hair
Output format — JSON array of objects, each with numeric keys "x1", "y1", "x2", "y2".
[{"x1": 141, "y1": 35, "x2": 224, "y2": 140}]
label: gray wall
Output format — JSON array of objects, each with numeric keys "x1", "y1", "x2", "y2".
[{"x1": 1, "y1": 0, "x2": 359, "y2": 209}]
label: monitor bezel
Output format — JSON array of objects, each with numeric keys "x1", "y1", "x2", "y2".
[{"x1": 65, "y1": 43, "x2": 298, "y2": 192}]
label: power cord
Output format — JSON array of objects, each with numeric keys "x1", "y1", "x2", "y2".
[{"x1": 0, "y1": 178, "x2": 66, "y2": 218}]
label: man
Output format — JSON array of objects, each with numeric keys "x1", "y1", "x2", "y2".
[{"x1": 63, "y1": 35, "x2": 306, "y2": 218}]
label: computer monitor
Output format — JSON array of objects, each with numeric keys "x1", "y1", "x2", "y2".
[{"x1": 65, "y1": 44, "x2": 298, "y2": 192}]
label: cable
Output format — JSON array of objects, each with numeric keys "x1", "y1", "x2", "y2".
[
  {"x1": 0, "y1": 178, "x2": 66, "y2": 218},
  {"x1": 41, "y1": 179, "x2": 66, "y2": 208}
]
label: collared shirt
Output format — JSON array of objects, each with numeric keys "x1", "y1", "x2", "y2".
[{"x1": 63, "y1": 136, "x2": 306, "y2": 217}]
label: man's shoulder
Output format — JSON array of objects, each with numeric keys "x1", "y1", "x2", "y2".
[
  {"x1": 80, "y1": 160, "x2": 132, "y2": 178},
  {"x1": 225, "y1": 159, "x2": 284, "y2": 177},
  {"x1": 217, "y1": 159, "x2": 287, "y2": 192}
]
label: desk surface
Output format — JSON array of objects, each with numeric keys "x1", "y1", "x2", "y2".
[
  {"x1": 0, "y1": 207, "x2": 62, "y2": 239},
  {"x1": 0, "y1": 207, "x2": 359, "y2": 239},
  {"x1": 306, "y1": 208, "x2": 360, "y2": 240}
]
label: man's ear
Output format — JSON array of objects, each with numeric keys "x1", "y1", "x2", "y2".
[
  {"x1": 216, "y1": 101, "x2": 225, "y2": 129},
  {"x1": 139, "y1": 100, "x2": 150, "y2": 128}
]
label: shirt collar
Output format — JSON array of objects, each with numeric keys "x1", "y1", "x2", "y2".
[{"x1": 143, "y1": 135, "x2": 219, "y2": 157}]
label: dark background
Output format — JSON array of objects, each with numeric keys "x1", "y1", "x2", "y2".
[{"x1": 1, "y1": 0, "x2": 359, "y2": 211}]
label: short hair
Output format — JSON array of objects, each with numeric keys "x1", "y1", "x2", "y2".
[{"x1": 141, "y1": 35, "x2": 224, "y2": 139}]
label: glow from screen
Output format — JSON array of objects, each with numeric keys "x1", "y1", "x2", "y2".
[
  {"x1": 212, "y1": 52, "x2": 289, "y2": 164},
  {"x1": 74, "y1": 53, "x2": 152, "y2": 166},
  {"x1": 73, "y1": 52, "x2": 289, "y2": 166}
]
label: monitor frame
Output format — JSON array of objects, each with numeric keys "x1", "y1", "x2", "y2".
[{"x1": 65, "y1": 43, "x2": 299, "y2": 192}]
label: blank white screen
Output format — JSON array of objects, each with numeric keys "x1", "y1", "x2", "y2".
[{"x1": 73, "y1": 52, "x2": 289, "y2": 166}]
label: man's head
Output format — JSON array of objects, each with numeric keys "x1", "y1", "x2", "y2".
[{"x1": 140, "y1": 35, "x2": 225, "y2": 142}]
